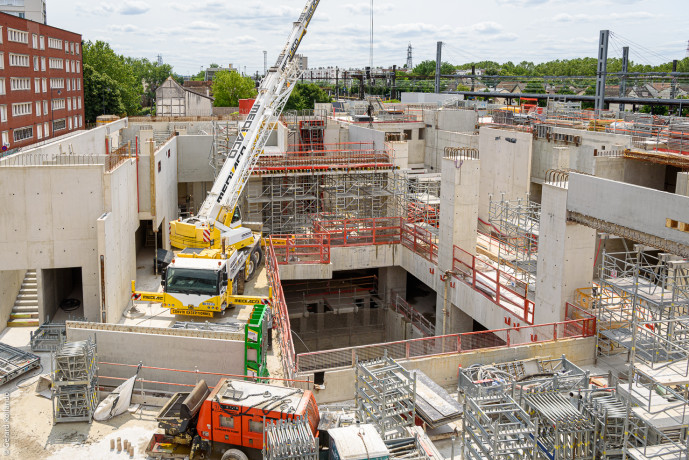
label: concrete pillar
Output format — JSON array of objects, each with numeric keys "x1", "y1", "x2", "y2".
[
  {"x1": 676, "y1": 172, "x2": 689, "y2": 197},
  {"x1": 378, "y1": 266, "x2": 406, "y2": 305},
  {"x1": 438, "y1": 157, "x2": 480, "y2": 273},
  {"x1": 535, "y1": 184, "x2": 596, "y2": 324}
]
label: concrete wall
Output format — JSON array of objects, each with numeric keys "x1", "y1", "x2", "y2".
[
  {"x1": 184, "y1": 91, "x2": 213, "y2": 117},
  {"x1": 348, "y1": 124, "x2": 386, "y2": 151},
  {"x1": 424, "y1": 128, "x2": 479, "y2": 172},
  {"x1": 478, "y1": 127, "x2": 533, "y2": 221},
  {"x1": 677, "y1": 172, "x2": 689, "y2": 197},
  {"x1": 0, "y1": 270, "x2": 26, "y2": 330},
  {"x1": 177, "y1": 135, "x2": 215, "y2": 183},
  {"x1": 66, "y1": 322, "x2": 244, "y2": 391},
  {"x1": 0, "y1": 165, "x2": 105, "y2": 320},
  {"x1": 567, "y1": 173, "x2": 689, "y2": 247},
  {"x1": 400, "y1": 92, "x2": 463, "y2": 104},
  {"x1": 97, "y1": 159, "x2": 139, "y2": 323},
  {"x1": 303, "y1": 336, "x2": 596, "y2": 403},
  {"x1": 154, "y1": 137, "x2": 179, "y2": 248}
]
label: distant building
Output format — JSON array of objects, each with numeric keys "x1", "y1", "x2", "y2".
[
  {"x1": 295, "y1": 54, "x2": 308, "y2": 71},
  {"x1": 205, "y1": 64, "x2": 237, "y2": 82},
  {"x1": 156, "y1": 76, "x2": 214, "y2": 116},
  {"x1": 0, "y1": 0, "x2": 46, "y2": 24},
  {"x1": 0, "y1": 12, "x2": 84, "y2": 151}
]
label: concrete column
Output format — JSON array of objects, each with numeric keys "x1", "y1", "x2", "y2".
[
  {"x1": 535, "y1": 184, "x2": 596, "y2": 324},
  {"x1": 438, "y1": 157, "x2": 480, "y2": 272},
  {"x1": 676, "y1": 172, "x2": 689, "y2": 197},
  {"x1": 378, "y1": 266, "x2": 406, "y2": 305}
]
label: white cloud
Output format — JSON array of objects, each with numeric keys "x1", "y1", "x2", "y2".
[
  {"x1": 190, "y1": 21, "x2": 220, "y2": 31},
  {"x1": 118, "y1": 0, "x2": 150, "y2": 15},
  {"x1": 108, "y1": 24, "x2": 140, "y2": 33},
  {"x1": 341, "y1": 2, "x2": 394, "y2": 14},
  {"x1": 471, "y1": 21, "x2": 503, "y2": 34},
  {"x1": 554, "y1": 11, "x2": 656, "y2": 22}
]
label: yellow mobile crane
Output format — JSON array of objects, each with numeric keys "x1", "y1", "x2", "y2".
[{"x1": 132, "y1": 0, "x2": 321, "y2": 316}]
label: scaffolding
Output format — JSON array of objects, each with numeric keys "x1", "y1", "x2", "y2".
[
  {"x1": 51, "y1": 338, "x2": 98, "y2": 423},
  {"x1": 355, "y1": 354, "x2": 416, "y2": 440},
  {"x1": 263, "y1": 416, "x2": 318, "y2": 460},
  {"x1": 462, "y1": 395, "x2": 537, "y2": 460},
  {"x1": 487, "y1": 195, "x2": 541, "y2": 286},
  {"x1": 209, "y1": 120, "x2": 238, "y2": 178},
  {"x1": 391, "y1": 170, "x2": 441, "y2": 247},
  {"x1": 594, "y1": 246, "x2": 689, "y2": 360},
  {"x1": 281, "y1": 109, "x2": 329, "y2": 148}
]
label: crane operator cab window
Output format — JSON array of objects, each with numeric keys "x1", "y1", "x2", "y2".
[{"x1": 230, "y1": 207, "x2": 242, "y2": 228}]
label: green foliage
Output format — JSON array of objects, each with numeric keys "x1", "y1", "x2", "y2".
[
  {"x1": 411, "y1": 60, "x2": 455, "y2": 76},
  {"x1": 190, "y1": 70, "x2": 206, "y2": 81},
  {"x1": 640, "y1": 105, "x2": 669, "y2": 115},
  {"x1": 211, "y1": 71, "x2": 257, "y2": 107},
  {"x1": 384, "y1": 99, "x2": 401, "y2": 103},
  {"x1": 125, "y1": 57, "x2": 173, "y2": 105},
  {"x1": 83, "y1": 63, "x2": 126, "y2": 122},
  {"x1": 284, "y1": 83, "x2": 332, "y2": 110},
  {"x1": 83, "y1": 41, "x2": 141, "y2": 116}
]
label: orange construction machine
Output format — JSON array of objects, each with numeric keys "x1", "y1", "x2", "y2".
[{"x1": 147, "y1": 378, "x2": 319, "y2": 460}]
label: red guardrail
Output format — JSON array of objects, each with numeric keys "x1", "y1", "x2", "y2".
[
  {"x1": 313, "y1": 217, "x2": 402, "y2": 247},
  {"x1": 452, "y1": 245, "x2": 535, "y2": 324},
  {"x1": 254, "y1": 149, "x2": 392, "y2": 173},
  {"x1": 564, "y1": 301, "x2": 597, "y2": 338},
  {"x1": 401, "y1": 223, "x2": 438, "y2": 264},
  {"x1": 295, "y1": 317, "x2": 595, "y2": 373},
  {"x1": 269, "y1": 234, "x2": 331, "y2": 265},
  {"x1": 265, "y1": 242, "x2": 297, "y2": 380}
]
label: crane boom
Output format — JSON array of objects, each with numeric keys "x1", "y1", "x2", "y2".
[{"x1": 198, "y1": 0, "x2": 320, "y2": 224}]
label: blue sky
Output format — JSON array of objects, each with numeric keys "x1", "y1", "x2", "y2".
[{"x1": 51, "y1": 0, "x2": 688, "y2": 75}]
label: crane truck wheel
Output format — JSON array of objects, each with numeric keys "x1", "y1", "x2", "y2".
[
  {"x1": 221, "y1": 448, "x2": 248, "y2": 460},
  {"x1": 245, "y1": 246, "x2": 263, "y2": 281}
]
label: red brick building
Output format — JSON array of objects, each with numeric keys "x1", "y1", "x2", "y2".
[{"x1": 0, "y1": 12, "x2": 84, "y2": 152}]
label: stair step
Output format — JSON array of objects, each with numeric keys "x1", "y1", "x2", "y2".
[
  {"x1": 21, "y1": 283, "x2": 37, "y2": 290},
  {"x1": 19, "y1": 288, "x2": 37, "y2": 295},
  {"x1": 16, "y1": 293, "x2": 37, "y2": 299},
  {"x1": 10, "y1": 312, "x2": 38, "y2": 320},
  {"x1": 14, "y1": 300, "x2": 38, "y2": 307},
  {"x1": 7, "y1": 319, "x2": 39, "y2": 327}
]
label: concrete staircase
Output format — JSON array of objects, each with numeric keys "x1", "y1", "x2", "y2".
[{"x1": 7, "y1": 270, "x2": 39, "y2": 327}]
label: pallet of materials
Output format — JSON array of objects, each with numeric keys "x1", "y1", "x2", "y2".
[
  {"x1": 413, "y1": 370, "x2": 463, "y2": 429},
  {"x1": 0, "y1": 342, "x2": 40, "y2": 385}
]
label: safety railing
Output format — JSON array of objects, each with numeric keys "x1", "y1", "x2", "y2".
[
  {"x1": 265, "y1": 242, "x2": 297, "y2": 381},
  {"x1": 253, "y1": 149, "x2": 392, "y2": 173},
  {"x1": 401, "y1": 223, "x2": 438, "y2": 264},
  {"x1": 268, "y1": 234, "x2": 330, "y2": 265},
  {"x1": 390, "y1": 294, "x2": 435, "y2": 337},
  {"x1": 295, "y1": 317, "x2": 595, "y2": 373},
  {"x1": 564, "y1": 302, "x2": 597, "y2": 338},
  {"x1": 452, "y1": 245, "x2": 535, "y2": 324},
  {"x1": 312, "y1": 217, "x2": 402, "y2": 247}
]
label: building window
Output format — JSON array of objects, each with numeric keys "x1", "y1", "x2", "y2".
[
  {"x1": 76, "y1": 61, "x2": 80, "y2": 73},
  {"x1": 1, "y1": 132, "x2": 8, "y2": 148},
  {"x1": 0, "y1": 26, "x2": 3, "y2": 44},
  {"x1": 64, "y1": 41, "x2": 69, "y2": 53},
  {"x1": 39, "y1": 35, "x2": 44, "y2": 50},
  {"x1": 8, "y1": 29, "x2": 28, "y2": 44},
  {"x1": 67, "y1": 98, "x2": 72, "y2": 111},
  {"x1": 50, "y1": 78, "x2": 64, "y2": 89},
  {"x1": 71, "y1": 60, "x2": 75, "y2": 73},
  {"x1": 49, "y1": 58, "x2": 63, "y2": 69},
  {"x1": 32, "y1": 34, "x2": 37, "y2": 48},
  {"x1": 52, "y1": 119, "x2": 66, "y2": 132},
  {"x1": 42, "y1": 78, "x2": 47, "y2": 92},
  {"x1": 34, "y1": 78, "x2": 40, "y2": 93},
  {"x1": 33, "y1": 55, "x2": 39, "y2": 70},
  {"x1": 36, "y1": 123, "x2": 42, "y2": 139},
  {"x1": 68, "y1": 117, "x2": 72, "y2": 129},
  {"x1": 0, "y1": 78, "x2": 5, "y2": 95},
  {"x1": 9, "y1": 53, "x2": 29, "y2": 67},
  {"x1": 0, "y1": 52, "x2": 3, "y2": 70},
  {"x1": 52, "y1": 99, "x2": 65, "y2": 110},
  {"x1": 13, "y1": 126, "x2": 33, "y2": 142},
  {"x1": 12, "y1": 103, "x2": 32, "y2": 117},
  {"x1": 70, "y1": 42, "x2": 74, "y2": 54},
  {"x1": 78, "y1": 115, "x2": 82, "y2": 127},
  {"x1": 0, "y1": 105, "x2": 7, "y2": 123},
  {"x1": 48, "y1": 37, "x2": 62, "y2": 49},
  {"x1": 75, "y1": 43, "x2": 79, "y2": 54},
  {"x1": 10, "y1": 78, "x2": 31, "y2": 91},
  {"x1": 76, "y1": 79, "x2": 81, "y2": 90},
  {"x1": 40, "y1": 57, "x2": 45, "y2": 71},
  {"x1": 66, "y1": 79, "x2": 71, "y2": 91},
  {"x1": 43, "y1": 100, "x2": 48, "y2": 114},
  {"x1": 43, "y1": 122, "x2": 49, "y2": 136},
  {"x1": 35, "y1": 101, "x2": 41, "y2": 116},
  {"x1": 78, "y1": 97, "x2": 82, "y2": 109}
]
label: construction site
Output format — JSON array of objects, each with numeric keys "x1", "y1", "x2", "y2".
[{"x1": 1, "y1": 1, "x2": 689, "y2": 460}]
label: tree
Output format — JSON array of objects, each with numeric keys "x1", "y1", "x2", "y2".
[
  {"x1": 83, "y1": 40, "x2": 141, "y2": 115},
  {"x1": 212, "y1": 70, "x2": 257, "y2": 107},
  {"x1": 284, "y1": 83, "x2": 332, "y2": 110},
  {"x1": 126, "y1": 57, "x2": 173, "y2": 107},
  {"x1": 83, "y1": 63, "x2": 126, "y2": 122}
]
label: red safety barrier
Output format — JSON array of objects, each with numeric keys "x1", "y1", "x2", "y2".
[
  {"x1": 452, "y1": 245, "x2": 535, "y2": 324},
  {"x1": 401, "y1": 223, "x2": 438, "y2": 264},
  {"x1": 253, "y1": 149, "x2": 392, "y2": 173},
  {"x1": 295, "y1": 317, "x2": 595, "y2": 373},
  {"x1": 313, "y1": 217, "x2": 402, "y2": 247},
  {"x1": 269, "y1": 234, "x2": 330, "y2": 265}
]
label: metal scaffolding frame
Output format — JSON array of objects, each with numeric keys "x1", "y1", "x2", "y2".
[
  {"x1": 462, "y1": 395, "x2": 537, "y2": 460},
  {"x1": 355, "y1": 354, "x2": 416, "y2": 440},
  {"x1": 487, "y1": 194, "x2": 541, "y2": 285},
  {"x1": 263, "y1": 416, "x2": 318, "y2": 460},
  {"x1": 210, "y1": 120, "x2": 239, "y2": 178},
  {"x1": 594, "y1": 246, "x2": 689, "y2": 360},
  {"x1": 391, "y1": 170, "x2": 441, "y2": 243},
  {"x1": 51, "y1": 338, "x2": 98, "y2": 423}
]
